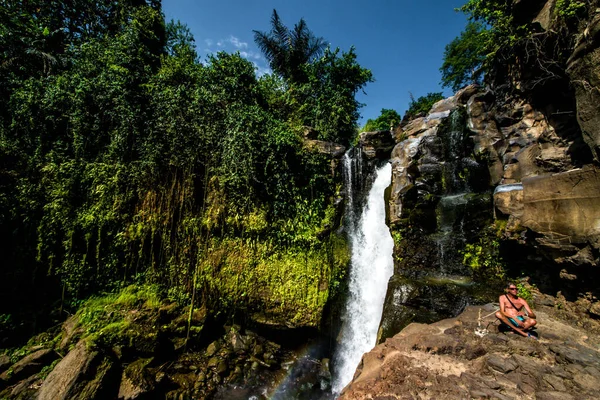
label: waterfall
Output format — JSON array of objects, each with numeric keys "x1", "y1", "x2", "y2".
[{"x1": 331, "y1": 151, "x2": 394, "y2": 394}]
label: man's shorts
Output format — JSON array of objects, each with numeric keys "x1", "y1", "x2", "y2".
[{"x1": 507, "y1": 315, "x2": 526, "y2": 328}]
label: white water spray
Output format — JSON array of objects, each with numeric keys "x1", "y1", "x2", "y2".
[{"x1": 332, "y1": 157, "x2": 394, "y2": 394}]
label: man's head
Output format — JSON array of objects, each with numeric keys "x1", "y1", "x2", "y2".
[{"x1": 506, "y1": 282, "x2": 518, "y2": 295}]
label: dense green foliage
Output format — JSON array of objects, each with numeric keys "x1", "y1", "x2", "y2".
[
  {"x1": 555, "y1": 0, "x2": 586, "y2": 18},
  {"x1": 440, "y1": 0, "x2": 517, "y2": 91},
  {"x1": 404, "y1": 92, "x2": 444, "y2": 121},
  {"x1": 441, "y1": 0, "x2": 590, "y2": 91},
  {"x1": 462, "y1": 222, "x2": 506, "y2": 283},
  {"x1": 0, "y1": 1, "x2": 369, "y2": 340},
  {"x1": 440, "y1": 22, "x2": 488, "y2": 91},
  {"x1": 362, "y1": 108, "x2": 401, "y2": 132}
]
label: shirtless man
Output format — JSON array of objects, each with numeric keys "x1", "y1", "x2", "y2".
[{"x1": 495, "y1": 283, "x2": 537, "y2": 338}]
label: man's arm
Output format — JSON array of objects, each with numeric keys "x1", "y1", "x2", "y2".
[
  {"x1": 522, "y1": 299, "x2": 536, "y2": 319},
  {"x1": 499, "y1": 296, "x2": 507, "y2": 317}
]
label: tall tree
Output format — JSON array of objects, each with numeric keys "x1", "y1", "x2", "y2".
[
  {"x1": 363, "y1": 108, "x2": 401, "y2": 131},
  {"x1": 253, "y1": 9, "x2": 327, "y2": 83},
  {"x1": 440, "y1": 22, "x2": 488, "y2": 91}
]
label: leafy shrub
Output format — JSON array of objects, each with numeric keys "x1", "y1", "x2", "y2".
[
  {"x1": 555, "y1": 0, "x2": 586, "y2": 20},
  {"x1": 362, "y1": 108, "x2": 401, "y2": 132},
  {"x1": 516, "y1": 282, "x2": 534, "y2": 303},
  {"x1": 404, "y1": 92, "x2": 444, "y2": 121},
  {"x1": 462, "y1": 225, "x2": 506, "y2": 283}
]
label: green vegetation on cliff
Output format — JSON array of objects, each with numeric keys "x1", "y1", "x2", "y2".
[
  {"x1": 441, "y1": 0, "x2": 589, "y2": 91},
  {"x1": 0, "y1": 1, "x2": 369, "y2": 342},
  {"x1": 362, "y1": 108, "x2": 401, "y2": 132}
]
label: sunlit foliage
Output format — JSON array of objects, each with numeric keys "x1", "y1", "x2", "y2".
[{"x1": 0, "y1": 1, "x2": 368, "y2": 338}]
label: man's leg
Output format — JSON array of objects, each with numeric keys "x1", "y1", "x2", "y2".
[
  {"x1": 495, "y1": 311, "x2": 529, "y2": 337},
  {"x1": 522, "y1": 317, "x2": 536, "y2": 330}
]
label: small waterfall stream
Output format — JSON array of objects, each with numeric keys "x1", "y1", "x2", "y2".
[{"x1": 331, "y1": 150, "x2": 394, "y2": 394}]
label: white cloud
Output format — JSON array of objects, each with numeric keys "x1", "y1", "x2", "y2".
[
  {"x1": 252, "y1": 61, "x2": 272, "y2": 77},
  {"x1": 207, "y1": 35, "x2": 251, "y2": 51},
  {"x1": 240, "y1": 51, "x2": 262, "y2": 61},
  {"x1": 228, "y1": 35, "x2": 248, "y2": 49}
]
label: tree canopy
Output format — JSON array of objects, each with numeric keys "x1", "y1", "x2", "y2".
[
  {"x1": 362, "y1": 109, "x2": 401, "y2": 132},
  {"x1": 440, "y1": 0, "x2": 588, "y2": 92},
  {"x1": 404, "y1": 92, "x2": 444, "y2": 121},
  {"x1": 253, "y1": 9, "x2": 327, "y2": 83},
  {"x1": 440, "y1": 22, "x2": 488, "y2": 91},
  {"x1": 0, "y1": 1, "x2": 370, "y2": 340}
]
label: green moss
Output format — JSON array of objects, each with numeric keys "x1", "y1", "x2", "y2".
[
  {"x1": 494, "y1": 219, "x2": 508, "y2": 236},
  {"x1": 75, "y1": 284, "x2": 164, "y2": 347},
  {"x1": 555, "y1": 0, "x2": 586, "y2": 19},
  {"x1": 7, "y1": 330, "x2": 61, "y2": 364},
  {"x1": 39, "y1": 359, "x2": 61, "y2": 380},
  {"x1": 197, "y1": 233, "x2": 349, "y2": 327}
]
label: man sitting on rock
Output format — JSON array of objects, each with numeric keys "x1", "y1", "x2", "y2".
[{"x1": 495, "y1": 283, "x2": 537, "y2": 339}]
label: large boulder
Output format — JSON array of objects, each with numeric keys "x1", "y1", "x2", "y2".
[
  {"x1": 0, "y1": 348, "x2": 56, "y2": 387},
  {"x1": 495, "y1": 166, "x2": 600, "y2": 263},
  {"x1": 522, "y1": 166, "x2": 600, "y2": 248},
  {"x1": 37, "y1": 340, "x2": 119, "y2": 400},
  {"x1": 302, "y1": 139, "x2": 346, "y2": 158}
]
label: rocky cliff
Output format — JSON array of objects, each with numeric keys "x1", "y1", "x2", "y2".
[
  {"x1": 361, "y1": 1, "x2": 600, "y2": 346},
  {"x1": 344, "y1": 0, "x2": 600, "y2": 397}
]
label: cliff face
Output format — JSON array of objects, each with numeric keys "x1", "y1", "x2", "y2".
[
  {"x1": 344, "y1": 1, "x2": 600, "y2": 397},
  {"x1": 369, "y1": 1, "x2": 600, "y2": 346}
]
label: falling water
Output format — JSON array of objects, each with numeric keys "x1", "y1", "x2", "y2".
[
  {"x1": 331, "y1": 152, "x2": 394, "y2": 394},
  {"x1": 434, "y1": 110, "x2": 473, "y2": 275}
]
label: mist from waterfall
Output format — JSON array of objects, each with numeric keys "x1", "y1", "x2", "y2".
[{"x1": 332, "y1": 152, "x2": 394, "y2": 394}]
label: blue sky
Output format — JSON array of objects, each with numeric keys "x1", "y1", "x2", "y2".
[{"x1": 162, "y1": 0, "x2": 468, "y2": 124}]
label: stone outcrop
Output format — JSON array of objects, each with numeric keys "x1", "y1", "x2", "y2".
[
  {"x1": 493, "y1": 166, "x2": 600, "y2": 266},
  {"x1": 0, "y1": 308, "x2": 319, "y2": 400},
  {"x1": 358, "y1": 130, "x2": 395, "y2": 159},
  {"x1": 0, "y1": 348, "x2": 56, "y2": 387},
  {"x1": 302, "y1": 139, "x2": 345, "y2": 159},
  {"x1": 521, "y1": 166, "x2": 600, "y2": 246},
  {"x1": 342, "y1": 294, "x2": 600, "y2": 399},
  {"x1": 37, "y1": 340, "x2": 118, "y2": 400}
]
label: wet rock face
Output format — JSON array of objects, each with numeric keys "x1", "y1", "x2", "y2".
[
  {"x1": 341, "y1": 302, "x2": 600, "y2": 399},
  {"x1": 382, "y1": 96, "x2": 495, "y2": 342},
  {"x1": 386, "y1": 77, "x2": 600, "y2": 338}
]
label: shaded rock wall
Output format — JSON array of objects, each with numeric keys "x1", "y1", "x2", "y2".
[
  {"x1": 379, "y1": 66, "x2": 599, "y2": 340},
  {"x1": 377, "y1": 87, "x2": 497, "y2": 343}
]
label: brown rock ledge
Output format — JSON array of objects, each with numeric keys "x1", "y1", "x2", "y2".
[{"x1": 340, "y1": 303, "x2": 600, "y2": 399}]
